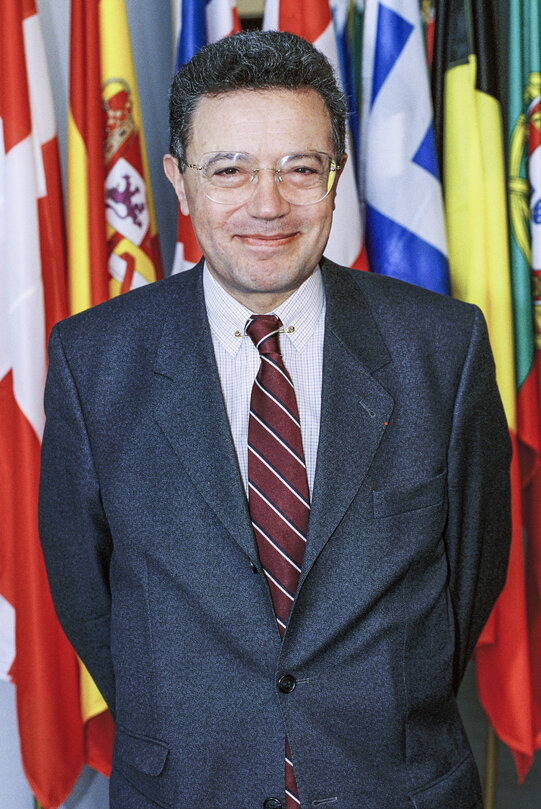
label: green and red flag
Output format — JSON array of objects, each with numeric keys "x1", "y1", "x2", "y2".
[{"x1": 508, "y1": 0, "x2": 541, "y2": 776}]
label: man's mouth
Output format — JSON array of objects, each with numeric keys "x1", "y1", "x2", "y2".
[{"x1": 236, "y1": 232, "x2": 299, "y2": 246}]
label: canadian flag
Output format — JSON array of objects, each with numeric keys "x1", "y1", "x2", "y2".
[
  {"x1": 263, "y1": 0, "x2": 365, "y2": 269},
  {"x1": 0, "y1": 1, "x2": 85, "y2": 807}
]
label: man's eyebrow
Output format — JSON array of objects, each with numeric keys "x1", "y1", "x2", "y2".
[
  {"x1": 284, "y1": 151, "x2": 326, "y2": 164},
  {"x1": 204, "y1": 151, "x2": 250, "y2": 166}
]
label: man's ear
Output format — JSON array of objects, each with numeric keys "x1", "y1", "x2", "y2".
[
  {"x1": 331, "y1": 152, "x2": 348, "y2": 211},
  {"x1": 163, "y1": 154, "x2": 190, "y2": 216}
]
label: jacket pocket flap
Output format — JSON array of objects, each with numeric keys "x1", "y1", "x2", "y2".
[
  {"x1": 408, "y1": 753, "x2": 482, "y2": 809},
  {"x1": 373, "y1": 470, "x2": 446, "y2": 518},
  {"x1": 116, "y1": 725, "x2": 169, "y2": 776}
]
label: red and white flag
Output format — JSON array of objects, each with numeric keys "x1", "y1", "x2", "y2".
[
  {"x1": 0, "y1": 1, "x2": 85, "y2": 806},
  {"x1": 263, "y1": 0, "x2": 365, "y2": 269}
]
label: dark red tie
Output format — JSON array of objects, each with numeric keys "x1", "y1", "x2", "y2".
[{"x1": 247, "y1": 314, "x2": 310, "y2": 809}]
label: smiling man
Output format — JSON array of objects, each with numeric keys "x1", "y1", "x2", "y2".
[
  {"x1": 163, "y1": 87, "x2": 343, "y2": 311},
  {"x1": 39, "y1": 31, "x2": 511, "y2": 809}
]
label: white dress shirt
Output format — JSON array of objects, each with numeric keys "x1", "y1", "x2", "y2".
[{"x1": 203, "y1": 264, "x2": 326, "y2": 496}]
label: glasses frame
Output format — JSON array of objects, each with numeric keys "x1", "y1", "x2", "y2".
[{"x1": 184, "y1": 150, "x2": 342, "y2": 206}]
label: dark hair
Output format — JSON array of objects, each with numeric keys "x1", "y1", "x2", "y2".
[{"x1": 168, "y1": 30, "x2": 346, "y2": 169}]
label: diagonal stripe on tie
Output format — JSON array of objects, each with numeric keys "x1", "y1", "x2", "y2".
[
  {"x1": 248, "y1": 480, "x2": 308, "y2": 545},
  {"x1": 249, "y1": 411, "x2": 306, "y2": 467},
  {"x1": 246, "y1": 314, "x2": 309, "y2": 809},
  {"x1": 248, "y1": 444, "x2": 310, "y2": 507}
]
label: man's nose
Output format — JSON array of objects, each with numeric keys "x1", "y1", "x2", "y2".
[{"x1": 245, "y1": 169, "x2": 290, "y2": 218}]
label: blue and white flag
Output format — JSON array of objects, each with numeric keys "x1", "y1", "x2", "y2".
[
  {"x1": 171, "y1": 0, "x2": 240, "y2": 274},
  {"x1": 360, "y1": 0, "x2": 449, "y2": 292}
]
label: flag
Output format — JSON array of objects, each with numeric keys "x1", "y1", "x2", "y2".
[
  {"x1": 360, "y1": 0, "x2": 448, "y2": 292},
  {"x1": 0, "y1": 1, "x2": 84, "y2": 806},
  {"x1": 68, "y1": 0, "x2": 164, "y2": 774},
  {"x1": 432, "y1": 0, "x2": 534, "y2": 778},
  {"x1": 508, "y1": 0, "x2": 541, "y2": 776},
  {"x1": 263, "y1": 0, "x2": 366, "y2": 270},
  {"x1": 420, "y1": 0, "x2": 436, "y2": 65},
  {"x1": 172, "y1": 0, "x2": 241, "y2": 275},
  {"x1": 69, "y1": 0, "x2": 162, "y2": 316}
]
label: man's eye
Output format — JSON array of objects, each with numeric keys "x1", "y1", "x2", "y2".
[
  {"x1": 292, "y1": 165, "x2": 317, "y2": 174},
  {"x1": 214, "y1": 166, "x2": 241, "y2": 176}
]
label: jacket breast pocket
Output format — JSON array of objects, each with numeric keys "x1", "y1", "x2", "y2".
[{"x1": 372, "y1": 470, "x2": 447, "y2": 519}]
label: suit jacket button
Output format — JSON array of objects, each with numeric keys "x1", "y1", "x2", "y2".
[
  {"x1": 278, "y1": 674, "x2": 296, "y2": 693},
  {"x1": 263, "y1": 799, "x2": 283, "y2": 809}
]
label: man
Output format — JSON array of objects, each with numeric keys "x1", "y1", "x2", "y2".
[{"x1": 39, "y1": 30, "x2": 511, "y2": 809}]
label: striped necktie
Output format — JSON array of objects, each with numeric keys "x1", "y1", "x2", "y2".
[{"x1": 246, "y1": 314, "x2": 310, "y2": 809}]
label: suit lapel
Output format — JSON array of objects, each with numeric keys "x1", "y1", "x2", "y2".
[
  {"x1": 152, "y1": 264, "x2": 258, "y2": 565},
  {"x1": 299, "y1": 262, "x2": 395, "y2": 586}
]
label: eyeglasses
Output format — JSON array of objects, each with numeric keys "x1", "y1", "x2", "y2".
[{"x1": 185, "y1": 151, "x2": 341, "y2": 206}]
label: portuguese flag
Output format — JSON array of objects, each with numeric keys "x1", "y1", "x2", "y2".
[
  {"x1": 432, "y1": 0, "x2": 534, "y2": 779},
  {"x1": 508, "y1": 0, "x2": 541, "y2": 777}
]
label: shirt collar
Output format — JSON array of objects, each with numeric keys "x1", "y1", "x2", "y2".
[{"x1": 203, "y1": 262, "x2": 325, "y2": 357}]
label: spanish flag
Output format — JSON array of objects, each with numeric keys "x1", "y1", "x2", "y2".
[
  {"x1": 68, "y1": 0, "x2": 162, "y2": 316},
  {"x1": 68, "y1": 0, "x2": 163, "y2": 774},
  {"x1": 433, "y1": 0, "x2": 534, "y2": 778}
]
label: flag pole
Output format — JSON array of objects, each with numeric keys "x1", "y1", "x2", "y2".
[{"x1": 483, "y1": 720, "x2": 498, "y2": 809}]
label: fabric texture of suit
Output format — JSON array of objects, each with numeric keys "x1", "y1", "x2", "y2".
[{"x1": 38, "y1": 258, "x2": 511, "y2": 809}]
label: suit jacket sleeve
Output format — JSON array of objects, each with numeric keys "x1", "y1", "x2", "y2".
[
  {"x1": 445, "y1": 305, "x2": 512, "y2": 691},
  {"x1": 38, "y1": 324, "x2": 116, "y2": 716}
]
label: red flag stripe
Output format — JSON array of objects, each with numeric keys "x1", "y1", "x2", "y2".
[
  {"x1": 0, "y1": 0, "x2": 32, "y2": 151},
  {"x1": 39, "y1": 137, "x2": 69, "y2": 339},
  {"x1": 69, "y1": 0, "x2": 109, "y2": 306},
  {"x1": 278, "y1": 0, "x2": 331, "y2": 42}
]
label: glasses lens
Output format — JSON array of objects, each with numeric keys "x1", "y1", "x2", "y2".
[
  {"x1": 197, "y1": 151, "x2": 337, "y2": 205},
  {"x1": 277, "y1": 153, "x2": 335, "y2": 204},
  {"x1": 199, "y1": 153, "x2": 255, "y2": 204}
]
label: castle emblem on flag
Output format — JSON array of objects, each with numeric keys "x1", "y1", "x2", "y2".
[{"x1": 103, "y1": 77, "x2": 135, "y2": 162}]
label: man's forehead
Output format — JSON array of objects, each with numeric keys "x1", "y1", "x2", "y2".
[{"x1": 187, "y1": 87, "x2": 334, "y2": 154}]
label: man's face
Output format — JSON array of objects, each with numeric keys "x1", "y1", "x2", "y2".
[{"x1": 164, "y1": 88, "x2": 344, "y2": 312}]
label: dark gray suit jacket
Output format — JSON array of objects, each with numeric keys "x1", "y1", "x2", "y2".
[{"x1": 38, "y1": 258, "x2": 511, "y2": 809}]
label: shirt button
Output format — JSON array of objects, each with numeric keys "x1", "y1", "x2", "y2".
[
  {"x1": 277, "y1": 674, "x2": 296, "y2": 693},
  {"x1": 263, "y1": 799, "x2": 283, "y2": 809}
]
